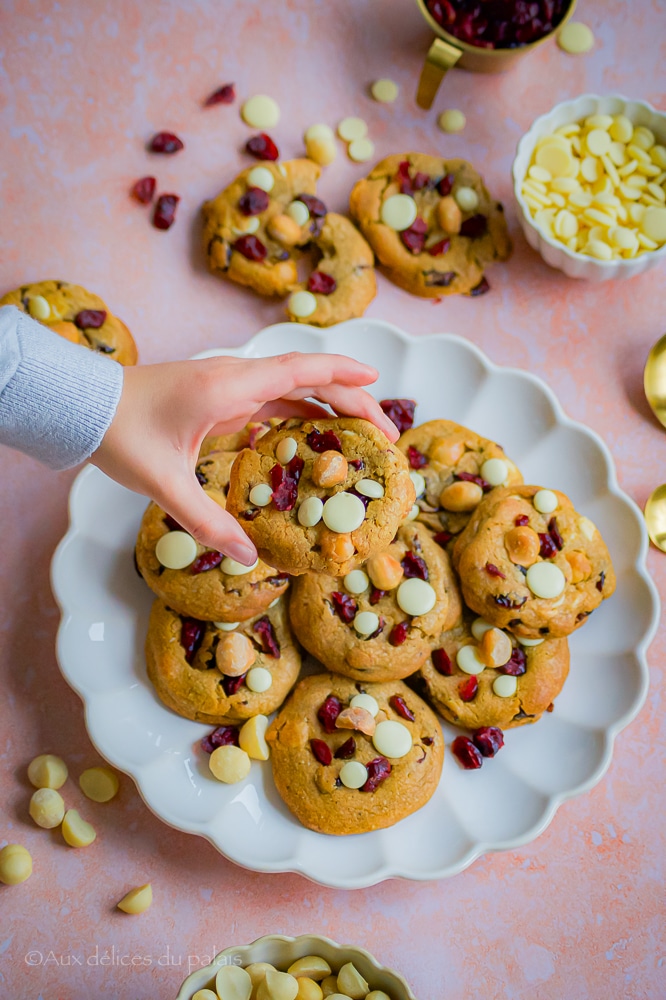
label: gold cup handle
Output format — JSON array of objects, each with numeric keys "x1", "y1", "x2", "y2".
[{"x1": 416, "y1": 37, "x2": 463, "y2": 109}]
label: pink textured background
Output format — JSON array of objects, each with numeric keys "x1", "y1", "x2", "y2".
[{"x1": 1, "y1": 1, "x2": 665, "y2": 997}]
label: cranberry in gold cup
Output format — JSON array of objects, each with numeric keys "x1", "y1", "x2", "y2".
[{"x1": 414, "y1": 0, "x2": 577, "y2": 108}]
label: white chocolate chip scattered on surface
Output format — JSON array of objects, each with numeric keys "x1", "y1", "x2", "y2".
[
  {"x1": 355, "y1": 478, "x2": 384, "y2": 499},
  {"x1": 287, "y1": 200, "x2": 310, "y2": 226},
  {"x1": 247, "y1": 166, "x2": 275, "y2": 192},
  {"x1": 350, "y1": 693, "x2": 379, "y2": 716},
  {"x1": 221, "y1": 556, "x2": 259, "y2": 575},
  {"x1": 409, "y1": 470, "x2": 425, "y2": 497},
  {"x1": 339, "y1": 760, "x2": 368, "y2": 789},
  {"x1": 29, "y1": 787, "x2": 65, "y2": 829},
  {"x1": 353, "y1": 610, "x2": 380, "y2": 635},
  {"x1": 455, "y1": 186, "x2": 479, "y2": 212},
  {"x1": 276, "y1": 436, "x2": 298, "y2": 464},
  {"x1": 246, "y1": 666, "x2": 273, "y2": 693},
  {"x1": 396, "y1": 577, "x2": 436, "y2": 616},
  {"x1": 117, "y1": 883, "x2": 153, "y2": 914},
  {"x1": 0, "y1": 844, "x2": 33, "y2": 885},
  {"x1": 456, "y1": 644, "x2": 486, "y2": 675},
  {"x1": 533, "y1": 489, "x2": 558, "y2": 513},
  {"x1": 209, "y1": 745, "x2": 252, "y2": 784},
  {"x1": 241, "y1": 94, "x2": 280, "y2": 129},
  {"x1": 558, "y1": 21, "x2": 594, "y2": 54},
  {"x1": 471, "y1": 617, "x2": 494, "y2": 641},
  {"x1": 79, "y1": 766, "x2": 119, "y2": 803},
  {"x1": 438, "y1": 108, "x2": 466, "y2": 134},
  {"x1": 239, "y1": 714, "x2": 271, "y2": 760},
  {"x1": 250, "y1": 483, "x2": 273, "y2": 507},
  {"x1": 27, "y1": 753, "x2": 68, "y2": 789},
  {"x1": 298, "y1": 496, "x2": 324, "y2": 527},
  {"x1": 288, "y1": 290, "x2": 318, "y2": 318},
  {"x1": 304, "y1": 123, "x2": 334, "y2": 143},
  {"x1": 344, "y1": 569, "x2": 369, "y2": 594},
  {"x1": 493, "y1": 674, "x2": 518, "y2": 698},
  {"x1": 348, "y1": 137, "x2": 375, "y2": 163},
  {"x1": 337, "y1": 116, "x2": 368, "y2": 142},
  {"x1": 155, "y1": 531, "x2": 198, "y2": 570},
  {"x1": 216, "y1": 963, "x2": 253, "y2": 1000},
  {"x1": 28, "y1": 294, "x2": 51, "y2": 320},
  {"x1": 306, "y1": 136, "x2": 337, "y2": 166},
  {"x1": 371, "y1": 78, "x2": 399, "y2": 103},
  {"x1": 380, "y1": 193, "x2": 417, "y2": 230},
  {"x1": 62, "y1": 809, "x2": 96, "y2": 847},
  {"x1": 480, "y1": 458, "x2": 508, "y2": 486},
  {"x1": 373, "y1": 719, "x2": 412, "y2": 759},
  {"x1": 322, "y1": 491, "x2": 366, "y2": 533},
  {"x1": 526, "y1": 562, "x2": 566, "y2": 599}
]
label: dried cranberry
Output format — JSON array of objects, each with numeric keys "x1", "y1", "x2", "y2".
[
  {"x1": 437, "y1": 173, "x2": 454, "y2": 196},
  {"x1": 485, "y1": 562, "x2": 506, "y2": 579},
  {"x1": 379, "y1": 399, "x2": 416, "y2": 434},
  {"x1": 204, "y1": 83, "x2": 235, "y2": 106},
  {"x1": 369, "y1": 588, "x2": 385, "y2": 605},
  {"x1": 502, "y1": 647, "x2": 527, "y2": 676},
  {"x1": 469, "y1": 277, "x2": 490, "y2": 297},
  {"x1": 180, "y1": 618, "x2": 204, "y2": 664},
  {"x1": 297, "y1": 193, "x2": 327, "y2": 217},
  {"x1": 390, "y1": 695, "x2": 415, "y2": 721},
  {"x1": 306, "y1": 428, "x2": 343, "y2": 453},
  {"x1": 330, "y1": 592, "x2": 357, "y2": 624},
  {"x1": 74, "y1": 309, "x2": 107, "y2": 330},
  {"x1": 238, "y1": 187, "x2": 270, "y2": 216},
  {"x1": 495, "y1": 594, "x2": 527, "y2": 609},
  {"x1": 245, "y1": 133, "x2": 279, "y2": 161},
  {"x1": 539, "y1": 533, "x2": 558, "y2": 559},
  {"x1": 401, "y1": 552, "x2": 429, "y2": 581},
  {"x1": 334, "y1": 737, "x2": 356, "y2": 759},
  {"x1": 452, "y1": 735, "x2": 483, "y2": 769},
  {"x1": 191, "y1": 550, "x2": 223, "y2": 574},
  {"x1": 459, "y1": 675, "x2": 478, "y2": 701},
  {"x1": 149, "y1": 132, "x2": 184, "y2": 154},
  {"x1": 596, "y1": 571, "x2": 605, "y2": 592},
  {"x1": 201, "y1": 725, "x2": 239, "y2": 754},
  {"x1": 515, "y1": 514, "x2": 530, "y2": 527},
  {"x1": 396, "y1": 160, "x2": 414, "y2": 195},
  {"x1": 433, "y1": 531, "x2": 453, "y2": 547},
  {"x1": 308, "y1": 271, "x2": 337, "y2": 295},
  {"x1": 318, "y1": 695, "x2": 342, "y2": 733},
  {"x1": 270, "y1": 455, "x2": 303, "y2": 510},
  {"x1": 413, "y1": 171, "x2": 430, "y2": 190},
  {"x1": 252, "y1": 616, "x2": 280, "y2": 657},
  {"x1": 266, "y1": 573, "x2": 290, "y2": 587},
  {"x1": 548, "y1": 517, "x2": 564, "y2": 550},
  {"x1": 456, "y1": 470, "x2": 491, "y2": 491},
  {"x1": 432, "y1": 647, "x2": 453, "y2": 675},
  {"x1": 427, "y1": 238, "x2": 451, "y2": 257},
  {"x1": 400, "y1": 217, "x2": 428, "y2": 254},
  {"x1": 222, "y1": 672, "x2": 247, "y2": 696},
  {"x1": 163, "y1": 513, "x2": 183, "y2": 532},
  {"x1": 361, "y1": 756, "x2": 391, "y2": 792},
  {"x1": 473, "y1": 726, "x2": 505, "y2": 758},
  {"x1": 310, "y1": 738, "x2": 332, "y2": 765},
  {"x1": 389, "y1": 621, "x2": 410, "y2": 646},
  {"x1": 233, "y1": 234, "x2": 267, "y2": 261},
  {"x1": 131, "y1": 176, "x2": 156, "y2": 204},
  {"x1": 407, "y1": 446, "x2": 428, "y2": 469},
  {"x1": 425, "y1": 270, "x2": 456, "y2": 287},
  {"x1": 349, "y1": 458, "x2": 364, "y2": 471},
  {"x1": 460, "y1": 214, "x2": 488, "y2": 238},
  {"x1": 366, "y1": 617, "x2": 385, "y2": 641},
  {"x1": 153, "y1": 194, "x2": 180, "y2": 230}
]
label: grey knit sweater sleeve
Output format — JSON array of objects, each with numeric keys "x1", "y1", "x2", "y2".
[{"x1": 0, "y1": 305, "x2": 124, "y2": 470}]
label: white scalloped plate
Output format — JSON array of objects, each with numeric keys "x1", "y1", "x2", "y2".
[{"x1": 51, "y1": 320, "x2": 659, "y2": 888}]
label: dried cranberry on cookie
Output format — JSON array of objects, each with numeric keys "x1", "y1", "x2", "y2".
[
  {"x1": 225, "y1": 417, "x2": 415, "y2": 576},
  {"x1": 452, "y1": 485, "x2": 616, "y2": 638},
  {"x1": 349, "y1": 153, "x2": 511, "y2": 297}
]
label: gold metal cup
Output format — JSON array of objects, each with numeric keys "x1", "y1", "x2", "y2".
[{"x1": 414, "y1": 0, "x2": 578, "y2": 109}]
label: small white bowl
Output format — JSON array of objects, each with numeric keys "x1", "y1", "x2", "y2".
[
  {"x1": 512, "y1": 94, "x2": 666, "y2": 280},
  {"x1": 176, "y1": 934, "x2": 417, "y2": 1000}
]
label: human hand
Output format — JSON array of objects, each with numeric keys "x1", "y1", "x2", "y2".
[{"x1": 91, "y1": 352, "x2": 398, "y2": 564}]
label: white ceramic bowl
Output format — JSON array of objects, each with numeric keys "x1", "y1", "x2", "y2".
[
  {"x1": 512, "y1": 93, "x2": 666, "y2": 280},
  {"x1": 176, "y1": 934, "x2": 416, "y2": 1000}
]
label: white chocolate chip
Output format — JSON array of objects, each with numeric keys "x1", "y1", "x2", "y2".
[
  {"x1": 245, "y1": 667, "x2": 273, "y2": 693},
  {"x1": 409, "y1": 470, "x2": 426, "y2": 497},
  {"x1": 322, "y1": 491, "x2": 365, "y2": 533},
  {"x1": 233, "y1": 216, "x2": 260, "y2": 235},
  {"x1": 642, "y1": 206, "x2": 666, "y2": 243},
  {"x1": 455, "y1": 186, "x2": 479, "y2": 212},
  {"x1": 216, "y1": 964, "x2": 253, "y2": 1000},
  {"x1": 79, "y1": 766, "x2": 119, "y2": 803},
  {"x1": 371, "y1": 78, "x2": 399, "y2": 103},
  {"x1": 28, "y1": 294, "x2": 51, "y2": 320},
  {"x1": 0, "y1": 844, "x2": 33, "y2": 885},
  {"x1": 247, "y1": 166, "x2": 275, "y2": 192},
  {"x1": 337, "y1": 116, "x2": 368, "y2": 141},
  {"x1": 239, "y1": 715, "x2": 270, "y2": 760},
  {"x1": 277, "y1": 164, "x2": 287, "y2": 177},
  {"x1": 480, "y1": 458, "x2": 509, "y2": 486},
  {"x1": 297, "y1": 496, "x2": 324, "y2": 527},
  {"x1": 533, "y1": 489, "x2": 558, "y2": 514},
  {"x1": 373, "y1": 720, "x2": 412, "y2": 759},
  {"x1": 62, "y1": 809, "x2": 96, "y2": 848},
  {"x1": 471, "y1": 617, "x2": 494, "y2": 641},
  {"x1": 456, "y1": 644, "x2": 486, "y2": 675},
  {"x1": 380, "y1": 193, "x2": 417, "y2": 231},
  {"x1": 276, "y1": 436, "x2": 298, "y2": 464},
  {"x1": 221, "y1": 556, "x2": 259, "y2": 575},
  {"x1": 155, "y1": 531, "x2": 198, "y2": 569},
  {"x1": 209, "y1": 745, "x2": 252, "y2": 784},
  {"x1": 339, "y1": 760, "x2": 368, "y2": 789},
  {"x1": 27, "y1": 753, "x2": 68, "y2": 789},
  {"x1": 257, "y1": 969, "x2": 299, "y2": 1000},
  {"x1": 213, "y1": 621, "x2": 240, "y2": 631},
  {"x1": 29, "y1": 788, "x2": 65, "y2": 829},
  {"x1": 192, "y1": 991, "x2": 219, "y2": 1000},
  {"x1": 438, "y1": 108, "x2": 466, "y2": 134},
  {"x1": 241, "y1": 94, "x2": 280, "y2": 129},
  {"x1": 355, "y1": 478, "x2": 384, "y2": 499},
  {"x1": 287, "y1": 200, "x2": 310, "y2": 226},
  {"x1": 557, "y1": 21, "x2": 594, "y2": 54},
  {"x1": 287, "y1": 956, "x2": 332, "y2": 980},
  {"x1": 526, "y1": 562, "x2": 566, "y2": 599},
  {"x1": 348, "y1": 138, "x2": 375, "y2": 163},
  {"x1": 304, "y1": 123, "x2": 334, "y2": 143},
  {"x1": 405, "y1": 503, "x2": 420, "y2": 522},
  {"x1": 349, "y1": 693, "x2": 379, "y2": 716},
  {"x1": 517, "y1": 636, "x2": 545, "y2": 646},
  {"x1": 344, "y1": 569, "x2": 369, "y2": 594},
  {"x1": 493, "y1": 675, "x2": 518, "y2": 698},
  {"x1": 337, "y1": 964, "x2": 369, "y2": 1000},
  {"x1": 288, "y1": 290, "x2": 318, "y2": 318},
  {"x1": 396, "y1": 577, "x2": 436, "y2": 616},
  {"x1": 250, "y1": 483, "x2": 273, "y2": 506},
  {"x1": 353, "y1": 610, "x2": 380, "y2": 635},
  {"x1": 306, "y1": 136, "x2": 337, "y2": 166},
  {"x1": 117, "y1": 883, "x2": 153, "y2": 915},
  {"x1": 578, "y1": 516, "x2": 597, "y2": 540}
]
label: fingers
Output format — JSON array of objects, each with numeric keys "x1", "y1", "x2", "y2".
[
  {"x1": 252, "y1": 399, "x2": 332, "y2": 421},
  {"x1": 159, "y1": 478, "x2": 258, "y2": 565},
  {"x1": 285, "y1": 384, "x2": 399, "y2": 441},
  {"x1": 229, "y1": 352, "x2": 379, "y2": 404}
]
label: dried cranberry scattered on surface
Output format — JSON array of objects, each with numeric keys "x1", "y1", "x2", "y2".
[
  {"x1": 539, "y1": 532, "x2": 558, "y2": 559},
  {"x1": 379, "y1": 399, "x2": 416, "y2": 434},
  {"x1": 153, "y1": 194, "x2": 180, "y2": 230},
  {"x1": 427, "y1": 238, "x2": 451, "y2": 257},
  {"x1": 310, "y1": 738, "x2": 332, "y2": 765},
  {"x1": 253, "y1": 616, "x2": 280, "y2": 657},
  {"x1": 390, "y1": 695, "x2": 415, "y2": 721},
  {"x1": 74, "y1": 310, "x2": 107, "y2": 330},
  {"x1": 306, "y1": 428, "x2": 343, "y2": 453},
  {"x1": 201, "y1": 726, "x2": 239, "y2": 754},
  {"x1": 180, "y1": 618, "x2": 204, "y2": 664},
  {"x1": 473, "y1": 726, "x2": 504, "y2": 757},
  {"x1": 149, "y1": 132, "x2": 184, "y2": 154},
  {"x1": 245, "y1": 133, "x2": 279, "y2": 160},
  {"x1": 432, "y1": 647, "x2": 453, "y2": 675},
  {"x1": 451, "y1": 735, "x2": 483, "y2": 769},
  {"x1": 270, "y1": 455, "x2": 303, "y2": 511},
  {"x1": 204, "y1": 83, "x2": 235, "y2": 106},
  {"x1": 361, "y1": 757, "x2": 391, "y2": 792},
  {"x1": 318, "y1": 695, "x2": 342, "y2": 733},
  {"x1": 389, "y1": 621, "x2": 409, "y2": 646},
  {"x1": 191, "y1": 551, "x2": 223, "y2": 575},
  {"x1": 459, "y1": 675, "x2": 478, "y2": 701},
  {"x1": 407, "y1": 445, "x2": 428, "y2": 469},
  {"x1": 238, "y1": 187, "x2": 270, "y2": 216},
  {"x1": 233, "y1": 234, "x2": 267, "y2": 261},
  {"x1": 307, "y1": 271, "x2": 337, "y2": 295},
  {"x1": 400, "y1": 217, "x2": 428, "y2": 254},
  {"x1": 548, "y1": 517, "x2": 564, "y2": 550},
  {"x1": 401, "y1": 552, "x2": 429, "y2": 581},
  {"x1": 369, "y1": 588, "x2": 385, "y2": 605},
  {"x1": 131, "y1": 176, "x2": 156, "y2": 204},
  {"x1": 334, "y1": 737, "x2": 356, "y2": 759}
]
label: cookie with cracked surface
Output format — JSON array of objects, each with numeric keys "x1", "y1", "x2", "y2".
[
  {"x1": 415, "y1": 608, "x2": 570, "y2": 729},
  {"x1": 145, "y1": 597, "x2": 300, "y2": 724},
  {"x1": 397, "y1": 419, "x2": 523, "y2": 544},
  {"x1": 266, "y1": 672, "x2": 443, "y2": 835},
  {"x1": 452, "y1": 485, "x2": 616, "y2": 638},
  {"x1": 289, "y1": 522, "x2": 462, "y2": 682},
  {"x1": 225, "y1": 417, "x2": 415, "y2": 576},
  {"x1": 349, "y1": 153, "x2": 511, "y2": 297},
  {"x1": 1, "y1": 280, "x2": 137, "y2": 365}
]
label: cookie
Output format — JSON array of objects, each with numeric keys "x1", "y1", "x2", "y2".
[
  {"x1": 285, "y1": 211, "x2": 376, "y2": 326},
  {"x1": 452, "y1": 485, "x2": 616, "y2": 638},
  {"x1": 135, "y1": 450, "x2": 289, "y2": 622},
  {"x1": 0, "y1": 280, "x2": 137, "y2": 365},
  {"x1": 225, "y1": 417, "x2": 415, "y2": 576},
  {"x1": 396, "y1": 419, "x2": 523, "y2": 544},
  {"x1": 349, "y1": 153, "x2": 511, "y2": 297},
  {"x1": 266, "y1": 673, "x2": 444, "y2": 835},
  {"x1": 198, "y1": 418, "x2": 282, "y2": 458},
  {"x1": 145, "y1": 597, "x2": 300, "y2": 723},
  {"x1": 289, "y1": 522, "x2": 461, "y2": 682},
  {"x1": 416, "y1": 608, "x2": 570, "y2": 729}
]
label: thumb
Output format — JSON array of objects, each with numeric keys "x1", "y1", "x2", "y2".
[{"x1": 159, "y1": 478, "x2": 258, "y2": 565}]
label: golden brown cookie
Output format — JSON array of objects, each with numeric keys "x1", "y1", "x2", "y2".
[
  {"x1": 416, "y1": 608, "x2": 570, "y2": 729},
  {"x1": 198, "y1": 419, "x2": 283, "y2": 458},
  {"x1": 349, "y1": 153, "x2": 511, "y2": 297},
  {"x1": 289, "y1": 522, "x2": 461, "y2": 682},
  {"x1": 225, "y1": 417, "x2": 415, "y2": 576},
  {"x1": 145, "y1": 598, "x2": 300, "y2": 724},
  {"x1": 0, "y1": 280, "x2": 137, "y2": 365},
  {"x1": 397, "y1": 419, "x2": 523, "y2": 544},
  {"x1": 452, "y1": 485, "x2": 616, "y2": 638},
  {"x1": 266, "y1": 673, "x2": 443, "y2": 835}
]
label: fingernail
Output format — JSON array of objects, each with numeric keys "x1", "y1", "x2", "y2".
[{"x1": 226, "y1": 542, "x2": 257, "y2": 565}]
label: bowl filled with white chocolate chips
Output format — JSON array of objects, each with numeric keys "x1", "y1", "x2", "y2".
[
  {"x1": 512, "y1": 94, "x2": 666, "y2": 279},
  {"x1": 177, "y1": 934, "x2": 416, "y2": 1000}
]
